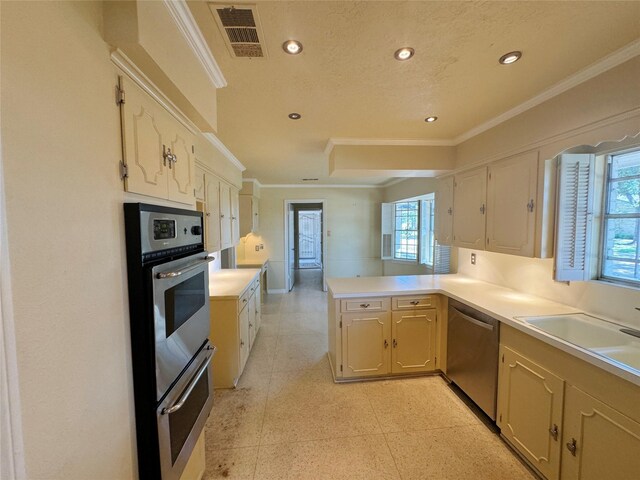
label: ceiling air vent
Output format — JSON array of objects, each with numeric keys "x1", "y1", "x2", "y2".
[{"x1": 209, "y1": 3, "x2": 267, "y2": 58}]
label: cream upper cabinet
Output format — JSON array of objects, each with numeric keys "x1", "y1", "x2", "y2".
[
  {"x1": 497, "y1": 345, "x2": 564, "y2": 480},
  {"x1": 561, "y1": 385, "x2": 640, "y2": 480},
  {"x1": 453, "y1": 167, "x2": 487, "y2": 249},
  {"x1": 119, "y1": 77, "x2": 194, "y2": 205},
  {"x1": 193, "y1": 165, "x2": 205, "y2": 202},
  {"x1": 391, "y1": 309, "x2": 436, "y2": 374},
  {"x1": 486, "y1": 152, "x2": 538, "y2": 257},
  {"x1": 219, "y1": 182, "x2": 232, "y2": 249},
  {"x1": 231, "y1": 187, "x2": 240, "y2": 245},
  {"x1": 341, "y1": 311, "x2": 391, "y2": 378},
  {"x1": 204, "y1": 174, "x2": 221, "y2": 253},
  {"x1": 239, "y1": 195, "x2": 260, "y2": 237},
  {"x1": 435, "y1": 176, "x2": 454, "y2": 246}
]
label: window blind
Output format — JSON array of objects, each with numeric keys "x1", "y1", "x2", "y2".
[
  {"x1": 381, "y1": 203, "x2": 394, "y2": 260},
  {"x1": 554, "y1": 153, "x2": 595, "y2": 281}
]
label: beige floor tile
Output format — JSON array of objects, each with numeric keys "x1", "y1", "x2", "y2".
[
  {"x1": 278, "y1": 311, "x2": 327, "y2": 335},
  {"x1": 254, "y1": 434, "x2": 400, "y2": 480},
  {"x1": 242, "y1": 334, "x2": 278, "y2": 377},
  {"x1": 205, "y1": 379, "x2": 268, "y2": 449},
  {"x1": 260, "y1": 365, "x2": 380, "y2": 445},
  {"x1": 271, "y1": 333, "x2": 328, "y2": 373},
  {"x1": 256, "y1": 313, "x2": 280, "y2": 338},
  {"x1": 385, "y1": 425, "x2": 536, "y2": 480},
  {"x1": 203, "y1": 445, "x2": 258, "y2": 480},
  {"x1": 363, "y1": 376, "x2": 480, "y2": 432}
]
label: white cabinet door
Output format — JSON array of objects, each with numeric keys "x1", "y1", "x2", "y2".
[
  {"x1": 239, "y1": 304, "x2": 250, "y2": 373},
  {"x1": 166, "y1": 123, "x2": 195, "y2": 204},
  {"x1": 231, "y1": 187, "x2": 240, "y2": 245},
  {"x1": 453, "y1": 167, "x2": 487, "y2": 249},
  {"x1": 248, "y1": 293, "x2": 257, "y2": 349},
  {"x1": 391, "y1": 310, "x2": 436, "y2": 374},
  {"x1": 204, "y1": 174, "x2": 221, "y2": 253},
  {"x1": 497, "y1": 346, "x2": 564, "y2": 480},
  {"x1": 435, "y1": 176, "x2": 454, "y2": 246},
  {"x1": 121, "y1": 78, "x2": 169, "y2": 199},
  {"x1": 561, "y1": 385, "x2": 640, "y2": 480},
  {"x1": 341, "y1": 312, "x2": 391, "y2": 378},
  {"x1": 486, "y1": 152, "x2": 538, "y2": 257},
  {"x1": 219, "y1": 182, "x2": 232, "y2": 249}
]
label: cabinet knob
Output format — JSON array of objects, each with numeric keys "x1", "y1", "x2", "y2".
[
  {"x1": 393, "y1": 339, "x2": 397, "y2": 348},
  {"x1": 360, "y1": 303, "x2": 370, "y2": 308},
  {"x1": 249, "y1": 322, "x2": 253, "y2": 327},
  {"x1": 240, "y1": 341, "x2": 245, "y2": 347},
  {"x1": 447, "y1": 207, "x2": 452, "y2": 215},
  {"x1": 566, "y1": 438, "x2": 577, "y2": 456},
  {"x1": 527, "y1": 199, "x2": 535, "y2": 212},
  {"x1": 549, "y1": 424, "x2": 559, "y2": 441},
  {"x1": 384, "y1": 339, "x2": 389, "y2": 349},
  {"x1": 220, "y1": 214, "x2": 225, "y2": 218},
  {"x1": 206, "y1": 212, "x2": 211, "y2": 217},
  {"x1": 410, "y1": 300, "x2": 420, "y2": 306},
  {"x1": 243, "y1": 298, "x2": 247, "y2": 303},
  {"x1": 480, "y1": 204, "x2": 486, "y2": 214}
]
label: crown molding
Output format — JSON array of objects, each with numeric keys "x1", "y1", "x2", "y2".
[
  {"x1": 380, "y1": 178, "x2": 406, "y2": 188},
  {"x1": 242, "y1": 178, "x2": 263, "y2": 188},
  {"x1": 454, "y1": 38, "x2": 640, "y2": 144},
  {"x1": 163, "y1": 0, "x2": 227, "y2": 89},
  {"x1": 324, "y1": 137, "x2": 455, "y2": 157},
  {"x1": 111, "y1": 49, "x2": 198, "y2": 135},
  {"x1": 260, "y1": 183, "x2": 381, "y2": 189},
  {"x1": 202, "y1": 132, "x2": 245, "y2": 171}
]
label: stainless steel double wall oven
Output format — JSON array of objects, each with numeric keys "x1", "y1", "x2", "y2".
[{"x1": 124, "y1": 203, "x2": 215, "y2": 480}]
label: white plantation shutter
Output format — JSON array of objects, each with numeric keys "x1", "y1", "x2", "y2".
[
  {"x1": 381, "y1": 203, "x2": 394, "y2": 260},
  {"x1": 554, "y1": 154, "x2": 595, "y2": 281},
  {"x1": 433, "y1": 242, "x2": 452, "y2": 274},
  {"x1": 419, "y1": 200, "x2": 429, "y2": 265}
]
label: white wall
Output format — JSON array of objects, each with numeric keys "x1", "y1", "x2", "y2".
[
  {"x1": 2, "y1": 2, "x2": 132, "y2": 478},
  {"x1": 240, "y1": 187, "x2": 383, "y2": 290},
  {"x1": 457, "y1": 249, "x2": 640, "y2": 329}
]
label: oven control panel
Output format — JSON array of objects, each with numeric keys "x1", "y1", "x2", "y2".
[{"x1": 140, "y1": 210, "x2": 203, "y2": 255}]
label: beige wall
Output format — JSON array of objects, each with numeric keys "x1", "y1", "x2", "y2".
[
  {"x1": 239, "y1": 187, "x2": 383, "y2": 290},
  {"x1": 1, "y1": 1, "x2": 136, "y2": 478},
  {"x1": 383, "y1": 177, "x2": 439, "y2": 203}
]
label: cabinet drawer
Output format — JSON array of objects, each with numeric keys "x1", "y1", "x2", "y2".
[
  {"x1": 340, "y1": 298, "x2": 389, "y2": 313},
  {"x1": 392, "y1": 295, "x2": 436, "y2": 310}
]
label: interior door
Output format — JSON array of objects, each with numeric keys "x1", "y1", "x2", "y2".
[{"x1": 287, "y1": 204, "x2": 295, "y2": 291}]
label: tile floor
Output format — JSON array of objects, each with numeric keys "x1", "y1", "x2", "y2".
[{"x1": 203, "y1": 269, "x2": 535, "y2": 480}]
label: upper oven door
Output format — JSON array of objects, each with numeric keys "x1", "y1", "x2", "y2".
[{"x1": 152, "y1": 252, "x2": 213, "y2": 400}]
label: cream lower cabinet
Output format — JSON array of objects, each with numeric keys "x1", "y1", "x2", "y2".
[
  {"x1": 498, "y1": 325, "x2": 640, "y2": 480},
  {"x1": 391, "y1": 310, "x2": 436, "y2": 374},
  {"x1": 341, "y1": 311, "x2": 391, "y2": 378},
  {"x1": 210, "y1": 275, "x2": 261, "y2": 388},
  {"x1": 333, "y1": 295, "x2": 439, "y2": 380},
  {"x1": 497, "y1": 345, "x2": 564, "y2": 480},
  {"x1": 561, "y1": 385, "x2": 640, "y2": 480}
]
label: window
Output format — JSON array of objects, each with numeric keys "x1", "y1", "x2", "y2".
[
  {"x1": 393, "y1": 201, "x2": 419, "y2": 260},
  {"x1": 601, "y1": 149, "x2": 640, "y2": 285},
  {"x1": 381, "y1": 196, "x2": 436, "y2": 266}
]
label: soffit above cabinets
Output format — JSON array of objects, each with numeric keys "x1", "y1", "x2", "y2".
[{"x1": 188, "y1": 1, "x2": 640, "y2": 186}]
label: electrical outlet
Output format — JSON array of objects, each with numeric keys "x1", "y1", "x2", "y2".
[
  {"x1": 259, "y1": 244, "x2": 264, "y2": 250},
  {"x1": 255, "y1": 246, "x2": 260, "y2": 251},
  {"x1": 471, "y1": 253, "x2": 476, "y2": 265}
]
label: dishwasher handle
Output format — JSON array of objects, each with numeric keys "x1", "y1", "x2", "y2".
[{"x1": 451, "y1": 306, "x2": 495, "y2": 331}]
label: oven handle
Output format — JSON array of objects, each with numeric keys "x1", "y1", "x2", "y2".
[
  {"x1": 161, "y1": 346, "x2": 216, "y2": 415},
  {"x1": 156, "y1": 255, "x2": 215, "y2": 279}
]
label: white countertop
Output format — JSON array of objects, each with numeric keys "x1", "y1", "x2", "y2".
[
  {"x1": 236, "y1": 258, "x2": 268, "y2": 269},
  {"x1": 208, "y1": 268, "x2": 260, "y2": 298},
  {"x1": 327, "y1": 274, "x2": 640, "y2": 386}
]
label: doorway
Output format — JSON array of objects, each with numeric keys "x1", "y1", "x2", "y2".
[{"x1": 284, "y1": 200, "x2": 326, "y2": 292}]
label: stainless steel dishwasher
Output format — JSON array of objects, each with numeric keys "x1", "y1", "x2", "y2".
[{"x1": 446, "y1": 299, "x2": 500, "y2": 420}]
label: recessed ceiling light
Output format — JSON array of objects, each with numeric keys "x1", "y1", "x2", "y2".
[
  {"x1": 288, "y1": 113, "x2": 301, "y2": 120},
  {"x1": 394, "y1": 47, "x2": 415, "y2": 61},
  {"x1": 283, "y1": 40, "x2": 303, "y2": 55},
  {"x1": 499, "y1": 51, "x2": 522, "y2": 65},
  {"x1": 425, "y1": 116, "x2": 438, "y2": 123}
]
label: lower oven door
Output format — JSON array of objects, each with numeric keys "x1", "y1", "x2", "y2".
[
  {"x1": 157, "y1": 342, "x2": 216, "y2": 480},
  {"x1": 152, "y1": 252, "x2": 213, "y2": 400}
]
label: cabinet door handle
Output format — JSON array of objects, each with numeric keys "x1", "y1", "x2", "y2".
[
  {"x1": 527, "y1": 199, "x2": 534, "y2": 212},
  {"x1": 242, "y1": 298, "x2": 247, "y2": 303},
  {"x1": 480, "y1": 204, "x2": 486, "y2": 214},
  {"x1": 360, "y1": 303, "x2": 370, "y2": 308},
  {"x1": 410, "y1": 300, "x2": 420, "y2": 306},
  {"x1": 249, "y1": 322, "x2": 253, "y2": 327},
  {"x1": 447, "y1": 207, "x2": 453, "y2": 215},
  {"x1": 549, "y1": 424, "x2": 559, "y2": 441},
  {"x1": 393, "y1": 339, "x2": 397, "y2": 348},
  {"x1": 384, "y1": 339, "x2": 389, "y2": 349},
  {"x1": 566, "y1": 438, "x2": 577, "y2": 456},
  {"x1": 240, "y1": 340, "x2": 245, "y2": 347}
]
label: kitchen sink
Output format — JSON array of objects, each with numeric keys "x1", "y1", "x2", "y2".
[{"x1": 518, "y1": 313, "x2": 640, "y2": 373}]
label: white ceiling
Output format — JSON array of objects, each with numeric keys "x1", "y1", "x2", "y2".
[{"x1": 191, "y1": 1, "x2": 640, "y2": 186}]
